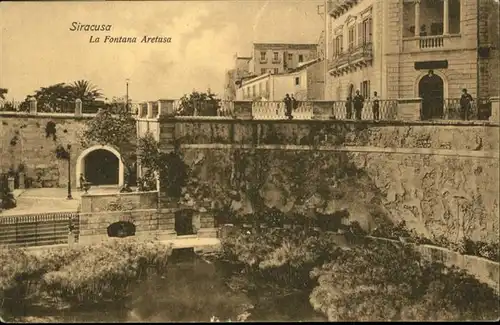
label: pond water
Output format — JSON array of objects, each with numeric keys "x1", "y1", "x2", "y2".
[{"x1": 6, "y1": 248, "x2": 326, "y2": 323}]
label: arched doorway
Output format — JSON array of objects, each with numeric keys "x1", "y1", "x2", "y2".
[
  {"x1": 85, "y1": 150, "x2": 119, "y2": 185},
  {"x1": 418, "y1": 71, "x2": 444, "y2": 120},
  {"x1": 76, "y1": 145, "x2": 125, "y2": 188}
]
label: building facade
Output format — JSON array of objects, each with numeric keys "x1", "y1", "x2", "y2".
[
  {"x1": 236, "y1": 59, "x2": 324, "y2": 101},
  {"x1": 325, "y1": 0, "x2": 499, "y2": 118},
  {"x1": 223, "y1": 55, "x2": 254, "y2": 100},
  {"x1": 250, "y1": 43, "x2": 319, "y2": 76}
]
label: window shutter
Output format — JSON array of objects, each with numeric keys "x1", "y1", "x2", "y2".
[
  {"x1": 368, "y1": 18, "x2": 373, "y2": 43},
  {"x1": 367, "y1": 80, "x2": 371, "y2": 98},
  {"x1": 357, "y1": 22, "x2": 363, "y2": 46}
]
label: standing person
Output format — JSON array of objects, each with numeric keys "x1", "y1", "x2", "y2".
[
  {"x1": 283, "y1": 94, "x2": 292, "y2": 119},
  {"x1": 79, "y1": 173, "x2": 86, "y2": 191},
  {"x1": 345, "y1": 97, "x2": 353, "y2": 119},
  {"x1": 290, "y1": 94, "x2": 298, "y2": 111},
  {"x1": 372, "y1": 91, "x2": 380, "y2": 120},
  {"x1": 353, "y1": 90, "x2": 365, "y2": 120},
  {"x1": 459, "y1": 88, "x2": 474, "y2": 120}
]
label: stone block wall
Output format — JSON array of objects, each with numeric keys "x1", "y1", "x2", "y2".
[
  {"x1": 172, "y1": 118, "x2": 500, "y2": 151},
  {"x1": 159, "y1": 118, "x2": 500, "y2": 244},
  {"x1": 78, "y1": 209, "x2": 175, "y2": 245},
  {"x1": 80, "y1": 191, "x2": 158, "y2": 213},
  {"x1": 0, "y1": 114, "x2": 88, "y2": 188}
]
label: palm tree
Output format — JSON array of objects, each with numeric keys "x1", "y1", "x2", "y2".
[{"x1": 71, "y1": 80, "x2": 103, "y2": 102}]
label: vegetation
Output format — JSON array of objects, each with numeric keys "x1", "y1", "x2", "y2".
[
  {"x1": 82, "y1": 108, "x2": 137, "y2": 188},
  {"x1": 0, "y1": 174, "x2": 16, "y2": 209},
  {"x1": 0, "y1": 239, "x2": 172, "y2": 318},
  {"x1": 136, "y1": 132, "x2": 189, "y2": 195},
  {"x1": 16, "y1": 80, "x2": 103, "y2": 112},
  {"x1": 0, "y1": 88, "x2": 7, "y2": 100},
  {"x1": 370, "y1": 219, "x2": 500, "y2": 263},
  {"x1": 309, "y1": 239, "x2": 499, "y2": 321},
  {"x1": 175, "y1": 90, "x2": 221, "y2": 116},
  {"x1": 217, "y1": 223, "x2": 499, "y2": 322}
]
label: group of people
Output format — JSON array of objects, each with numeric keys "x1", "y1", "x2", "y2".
[
  {"x1": 283, "y1": 94, "x2": 298, "y2": 119},
  {"x1": 344, "y1": 90, "x2": 381, "y2": 120}
]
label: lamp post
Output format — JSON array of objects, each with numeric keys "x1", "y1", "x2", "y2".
[
  {"x1": 67, "y1": 144, "x2": 73, "y2": 200},
  {"x1": 126, "y1": 78, "x2": 130, "y2": 113}
]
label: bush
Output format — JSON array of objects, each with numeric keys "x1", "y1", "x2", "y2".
[
  {"x1": 309, "y1": 240, "x2": 499, "y2": 321},
  {"x1": 0, "y1": 239, "x2": 173, "y2": 312},
  {"x1": 0, "y1": 175, "x2": 16, "y2": 209},
  {"x1": 370, "y1": 220, "x2": 500, "y2": 262}
]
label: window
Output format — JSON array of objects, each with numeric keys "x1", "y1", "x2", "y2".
[
  {"x1": 449, "y1": 0, "x2": 461, "y2": 34},
  {"x1": 252, "y1": 85, "x2": 256, "y2": 97},
  {"x1": 259, "y1": 83, "x2": 262, "y2": 95},
  {"x1": 361, "y1": 18, "x2": 372, "y2": 45},
  {"x1": 260, "y1": 51, "x2": 266, "y2": 61},
  {"x1": 261, "y1": 68, "x2": 267, "y2": 75},
  {"x1": 348, "y1": 26, "x2": 355, "y2": 50},
  {"x1": 334, "y1": 35, "x2": 343, "y2": 56},
  {"x1": 295, "y1": 77, "x2": 300, "y2": 86},
  {"x1": 273, "y1": 68, "x2": 279, "y2": 74},
  {"x1": 265, "y1": 81, "x2": 269, "y2": 94},
  {"x1": 273, "y1": 52, "x2": 279, "y2": 61},
  {"x1": 298, "y1": 54, "x2": 304, "y2": 62},
  {"x1": 288, "y1": 53, "x2": 293, "y2": 60},
  {"x1": 360, "y1": 80, "x2": 370, "y2": 99}
]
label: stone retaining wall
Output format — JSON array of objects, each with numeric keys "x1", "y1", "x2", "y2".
[
  {"x1": 368, "y1": 236, "x2": 499, "y2": 292},
  {"x1": 80, "y1": 191, "x2": 158, "y2": 213}
]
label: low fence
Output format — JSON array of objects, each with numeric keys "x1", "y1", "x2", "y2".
[{"x1": 0, "y1": 211, "x2": 80, "y2": 247}]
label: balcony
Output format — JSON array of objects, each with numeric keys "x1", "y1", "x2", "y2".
[
  {"x1": 272, "y1": 58, "x2": 281, "y2": 64},
  {"x1": 402, "y1": 34, "x2": 462, "y2": 52},
  {"x1": 328, "y1": 43, "x2": 373, "y2": 76},
  {"x1": 328, "y1": 0, "x2": 358, "y2": 18},
  {"x1": 259, "y1": 58, "x2": 268, "y2": 64}
]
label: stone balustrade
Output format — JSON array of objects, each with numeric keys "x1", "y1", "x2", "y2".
[{"x1": 1, "y1": 97, "x2": 498, "y2": 124}]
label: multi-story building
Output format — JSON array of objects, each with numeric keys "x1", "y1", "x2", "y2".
[
  {"x1": 224, "y1": 43, "x2": 321, "y2": 100},
  {"x1": 325, "y1": 0, "x2": 499, "y2": 119},
  {"x1": 235, "y1": 59, "x2": 324, "y2": 101},
  {"x1": 250, "y1": 43, "x2": 319, "y2": 76}
]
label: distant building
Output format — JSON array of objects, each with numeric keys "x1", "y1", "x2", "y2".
[
  {"x1": 224, "y1": 43, "x2": 320, "y2": 100},
  {"x1": 236, "y1": 58, "x2": 324, "y2": 101},
  {"x1": 223, "y1": 55, "x2": 254, "y2": 100},
  {"x1": 250, "y1": 43, "x2": 319, "y2": 76},
  {"x1": 324, "y1": 0, "x2": 499, "y2": 118}
]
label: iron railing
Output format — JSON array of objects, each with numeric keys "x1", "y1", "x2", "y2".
[
  {"x1": 422, "y1": 98, "x2": 492, "y2": 121},
  {"x1": 0, "y1": 211, "x2": 79, "y2": 248}
]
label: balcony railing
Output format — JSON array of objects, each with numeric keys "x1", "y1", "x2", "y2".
[
  {"x1": 402, "y1": 34, "x2": 462, "y2": 52},
  {"x1": 419, "y1": 35, "x2": 443, "y2": 49},
  {"x1": 328, "y1": 43, "x2": 373, "y2": 76},
  {"x1": 271, "y1": 58, "x2": 281, "y2": 64}
]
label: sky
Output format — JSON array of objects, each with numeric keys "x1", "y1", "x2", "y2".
[{"x1": 0, "y1": 0, "x2": 324, "y2": 102}]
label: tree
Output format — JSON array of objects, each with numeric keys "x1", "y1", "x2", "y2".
[
  {"x1": 82, "y1": 108, "x2": 137, "y2": 188},
  {"x1": 176, "y1": 90, "x2": 221, "y2": 116},
  {"x1": 0, "y1": 88, "x2": 7, "y2": 100},
  {"x1": 20, "y1": 80, "x2": 103, "y2": 112},
  {"x1": 71, "y1": 80, "x2": 103, "y2": 102}
]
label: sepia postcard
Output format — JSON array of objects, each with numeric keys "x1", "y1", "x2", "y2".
[{"x1": 0, "y1": 0, "x2": 499, "y2": 322}]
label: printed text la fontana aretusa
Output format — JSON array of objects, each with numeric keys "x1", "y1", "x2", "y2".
[{"x1": 70, "y1": 22, "x2": 172, "y2": 44}]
